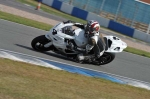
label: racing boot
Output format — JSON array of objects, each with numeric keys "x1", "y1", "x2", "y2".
[
  {"x1": 76, "y1": 49, "x2": 92, "y2": 63},
  {"x1": 76, "y1": 53, "x2": 85, "y2": 63}
]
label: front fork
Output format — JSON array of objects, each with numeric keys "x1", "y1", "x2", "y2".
[
  {"x1": 44, "y1": 34, "x2": 53, "y2": 48},
  {"x1": 44, "y1": 42, "x2": 53, "y2": 48}
]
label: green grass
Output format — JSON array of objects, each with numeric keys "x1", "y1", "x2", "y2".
[
  {"x1": 125, "y1": 47, "x2": 150, "y2": 57},
  {"x1": 0, "y1": 11, "x2": 52, "y2": 31},
  {"x1": 0, "y1": 58, "x2": 150, "y2": 99}
]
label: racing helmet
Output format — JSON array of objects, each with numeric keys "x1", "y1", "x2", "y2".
[{"x1": 86, "y1": 20, "x2": 100, "y2": 35}]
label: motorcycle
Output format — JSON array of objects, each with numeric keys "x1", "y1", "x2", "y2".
[{"x1": 31, "y1": 22, "x2": 127, "y2": 65}]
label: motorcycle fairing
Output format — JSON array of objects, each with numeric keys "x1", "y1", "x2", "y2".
[
  {"x1": 46, "y1": 23, "x2": 88, "y2": 49},
  {"x1": 104, "y1": 36, "x2": 127, "y2": 53},
  {"x1": 74, "y1": 28, "x2": 88, "y2": 48},
  {"x1": 45, "y1": 22, "x2": 127, "y2": 54}
]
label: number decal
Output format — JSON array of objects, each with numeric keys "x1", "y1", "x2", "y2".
[{"x1": 52, "y1": 29, "x2": 57, "y2": 35}]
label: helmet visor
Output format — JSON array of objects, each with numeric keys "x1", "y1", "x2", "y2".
[{"x1": 89, "y1": 26, "x2": 100, "y2": 33}]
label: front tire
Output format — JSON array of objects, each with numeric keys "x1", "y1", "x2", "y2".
[{"x1": 31, "y1": 35, "x2": 52, "y2": 51}]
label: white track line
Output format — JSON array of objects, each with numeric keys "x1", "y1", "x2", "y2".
[
  {"x1": 0, "y1": 50, "x2": 62, "y2": 70},
  {"x1": 0, "y1": 48, "x2": 150, "y2": 90}
]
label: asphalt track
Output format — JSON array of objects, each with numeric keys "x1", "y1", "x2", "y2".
[
  {"x1": 1, "y1": 19, "x2": 150, "y2": 83},
  {"x1": 0, "y1": 0, "x2": 150, "y2": 83}
]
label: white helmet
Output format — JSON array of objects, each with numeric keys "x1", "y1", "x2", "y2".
[{"x1": 86, "y1": 20, "x2": 100, "y2": 35}]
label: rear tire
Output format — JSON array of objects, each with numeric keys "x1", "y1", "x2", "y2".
[
  {"x1": 31, "y1": 35, "x2": 52, "y2": 51},
  {"x1": 97, "y1": 52, "x2": 115, "y2": 65}
]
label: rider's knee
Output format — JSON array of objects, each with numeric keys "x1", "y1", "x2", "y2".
[{"x1": 88, "y1": 38, "x2": 96, "y2": 46}]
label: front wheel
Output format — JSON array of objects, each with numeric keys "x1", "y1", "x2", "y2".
[
  {"x1": 96, "y1": 52, "x2": 115, "y2": 65},
  {"x1": 31, "y1": 35, "x2": 53, "y2": 51}
]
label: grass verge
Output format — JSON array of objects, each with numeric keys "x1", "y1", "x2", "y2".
[
  {"x1": 125, "y1": 47, "x2": 150, "y2": 57},
  {"x1": 0, "y1": 58, "x2": 150, "y2": 99},
  {"x1": 0, "y1": 11, "x2": 52, "y2": 31}
]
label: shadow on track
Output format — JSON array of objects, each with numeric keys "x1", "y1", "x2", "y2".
[
  {"x1": 15, "y1": 44, "x2": 73, "y2": 61},
  {"x1": 15, "y1": 44, "x2": 99, "y2": 66}
]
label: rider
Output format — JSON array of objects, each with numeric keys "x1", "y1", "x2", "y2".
[{"x1": 63, "y1": 20, "x2": 105, "y2": 61}]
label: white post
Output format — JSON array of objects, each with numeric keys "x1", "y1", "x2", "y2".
[
  {"x1": 131, "y1": 3, "x2": 138, "y2": 27},
  {"x1": 114, "y1": 0, "x2": 122, "y2": 21},
  {"x1": 99, "y1": 0, "x2": 106, "y2": 14},
  {"x1": 146, "y1": 22, "x2": 150, "y2": 34},
  {"x1": 69, "y1": 0, "x2": 73, "y2": 5},
  {"x1": 84, "y1": 0, "x2": 90, "y2": 10}
]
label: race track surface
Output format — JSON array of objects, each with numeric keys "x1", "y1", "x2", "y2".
[{"x1": 0, "y1": 19, "x2": 150, "y2": 83}]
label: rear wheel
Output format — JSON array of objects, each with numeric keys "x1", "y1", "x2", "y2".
[
  {"x1": 31, "y1": 35, "x2": 53, "y2": 51},
  {"x1": 96, "y1": 52, "x2": 115, "y2": 65}
]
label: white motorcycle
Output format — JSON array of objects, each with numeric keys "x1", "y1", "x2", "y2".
[{"x1": 31, "y1": 22, "x2": 127, "y2": 65}]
